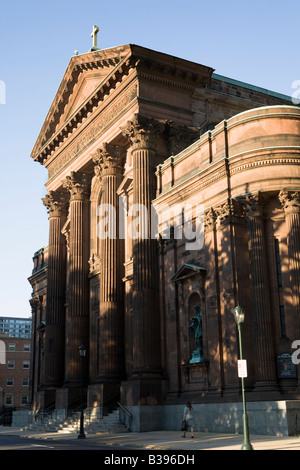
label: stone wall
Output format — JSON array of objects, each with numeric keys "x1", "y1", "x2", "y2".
[{"x1": 162, "y1": 401, "x2": 300, "y2": 436}]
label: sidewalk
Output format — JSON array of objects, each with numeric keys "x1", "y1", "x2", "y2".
[{"x1": 1, "y1": 427, "x2": 300, "y2": 450}]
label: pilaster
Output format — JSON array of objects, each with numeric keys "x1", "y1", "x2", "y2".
[
  {"x1": 279, "y1": 189, "x2": 300, "y2": 338},
  {"x1": 203, "y1": 207, "x2": 225, "y2": 395},
  {"x1": 241, "y1": 192, "x2": 277, "y2": 389},
  {"x1": 214, "y1": 200, "x2": 241, "y2": 392}
]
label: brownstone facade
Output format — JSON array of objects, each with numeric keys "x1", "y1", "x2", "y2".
[
  {"x1": 154, "y1": 105, "x2": 300, "y2": 404},
  {"x1": 28, "y1": 41, "x2": 300, "y2": 431}
]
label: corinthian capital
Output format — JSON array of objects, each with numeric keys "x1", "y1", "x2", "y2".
[
  {"x1": 62, "y1": 171, "x2": 90, "y2": 200},
  {"x1": 29, "y1": 296, "x2": 40, "y2": 312},
  {"x1": 204, "y1": 208, "x2": 216, "y2": 232},
  {"x1": 214, "y1": 198, "x2": 242, "y2": 225},
  {"x1": 121, "y1": 114, "x2": 165, "y2": 150},
  {"x1": 93, "y1": 143, "x2": 125, "y2": 177},
  {"x1": 166, "y1": 121, "x2": 199, "y2": 155},
  {"x1": 239, "y1": 192, "x2": 264, "y2": 218},
  {"x1": 42, "y1": 190, "x2": 68, "y2": 215},
  {"x1": 279, "y1": 188, "x2": 300, "y2": 215}
]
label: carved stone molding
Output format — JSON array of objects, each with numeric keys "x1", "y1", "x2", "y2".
[
  {"x1": 214, "y1": 198, "x2": 243, "y2": 226},
  {"x1": 240, "y1": 192, "x2": 264, "y2": 218},
  {"x1": 33, "y1": 53, "x2": 137, "y2": 164},
  {"x1": 166, "y1": 121, "x2": 199, "y2": 156},
  {"x1": 29, "y1": 296, "x2": 40, "y2": 313},
  {"x1": 42, "y1": 190, "x2": 68, "y2": 216},
  {"x1": 121, "y1": 114, "x2": 165, "y2": 150},
  {"x1": 279, "y1": 188, "x2": 300, "y2": 215},
  {"x1": 230, "y1": 153, "x2": 300, "y2": 178},
  {"x1": 62, "y1": 171, "x2": 90, "y2": 200},
  {"x1": 46, "y1": 82, "x2": 137, "y2": 180},
  {"x1": 204, "y1": 207, "x2": 216, "y2": 232},
  {"x1": 93, "y1": 142, "x2": 125, "y2": 177}
]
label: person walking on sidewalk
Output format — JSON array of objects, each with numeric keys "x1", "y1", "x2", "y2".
[{"x1": 182, "y1": 401, "x2": 194, "y2": 438}]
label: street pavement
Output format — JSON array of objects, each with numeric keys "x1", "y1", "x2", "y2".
[{"x1": 0, "y1": 426, "x2": 300, "y2": 450}]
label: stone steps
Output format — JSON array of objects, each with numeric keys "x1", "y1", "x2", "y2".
[{"x1": 24, "y1": 407, "x2": 129, "y2": 434}]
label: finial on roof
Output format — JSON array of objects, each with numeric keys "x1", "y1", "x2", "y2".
[{"x1": 90, "y1": 25, "x2": 100, "y2": 52}]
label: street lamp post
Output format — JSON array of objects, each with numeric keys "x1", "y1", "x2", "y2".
[
  {"x1": 233, "y1": 306, "x2": 253, "y2": 451},
  {"x1": 78, "y1": 344, "x2": 86, "y2": 439}
]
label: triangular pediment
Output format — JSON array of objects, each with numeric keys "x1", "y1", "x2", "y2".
[
  {"x1": 31, "y1": 44, "x2": 214, "y2": 164},
  {"x1": 31, "y1": 44, "x2": 133, "y2": 159},
  {"x1": 57, "y1": 72, "x2": 110, "y2": 128},
  {"x1": 171, "y1": 264, "x2": 206, "y2": 282}
]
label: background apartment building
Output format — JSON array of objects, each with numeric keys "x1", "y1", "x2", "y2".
[{"x1": 0, "y1": 317, "x2": 32, "y2": 424}]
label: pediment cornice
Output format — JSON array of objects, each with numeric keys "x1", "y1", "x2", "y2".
[
  {"x1": 31, "y1": 45, "x2": 135, "y2": 163},
  {"x1": 171, "y1": 264, "x2": 206, "y2": 282},
  {"x1": 31, "y1": 44, "x2": 214, "y2": 166}
]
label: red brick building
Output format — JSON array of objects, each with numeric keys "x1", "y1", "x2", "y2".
[{"x1": 0, "y1": 334, "x2": 31, "y2": 422}]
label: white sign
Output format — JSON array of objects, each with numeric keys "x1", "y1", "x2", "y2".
[{"x1": 238, "y1": 359, "x2": 247, "y2": 378}]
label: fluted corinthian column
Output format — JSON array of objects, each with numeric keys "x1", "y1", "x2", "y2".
[
  {"x1": 242, "y1": 193, "x2": 277, "y2": 386},
  {"x1": 42, "y1": 190, "x2": 68, "y2": 387},
  {"x1": 122, "y1": 115, "x2": 163, "y2": 377},
  {"x1": 63, "y1": 171, "x2": 90, "y2": 385},
  {"x1": 279, "y1": 189, "x2": 300, "y2": 337},
  {"x1": 93, "y1": 143, "x2": 125, "y2": 382}
]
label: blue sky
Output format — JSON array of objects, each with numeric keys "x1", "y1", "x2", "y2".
[{"x1": 0, "y1": 0, "x2": 299, "y2": 317}]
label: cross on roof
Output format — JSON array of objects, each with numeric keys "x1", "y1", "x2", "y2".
[{"x1": 91, "y1": 25, "x2": 100, "y2": 51}]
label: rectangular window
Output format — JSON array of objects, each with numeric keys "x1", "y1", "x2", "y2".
[
  {"x1": 24, "y1": 343, "x2": 31, "y2": 352},
  {"x1": 6, "y1": 377, "x2": 14, "y2": 386},
  {"x1": 20, "y1": 394, "x2": 28, "y2": 406},
  {"x1": 7, "y1": 360, "x2": 15, "y2": 369},
  {"x1": 8, "y1": 343, "x2": 16, "y2": 351},
  {"x1": 23, "y1": 360, "x2": 30, "y2": 369},
  {"x1": 22, "y1": 378, "x2": 29, "y2": 386},
  {"x1": 5, "y1": 394, "x2": 13, "y2": 406}
]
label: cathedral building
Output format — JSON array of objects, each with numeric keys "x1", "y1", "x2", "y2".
[{"x1": 28, "y1": 30, "x2": 300, "y2": 433}]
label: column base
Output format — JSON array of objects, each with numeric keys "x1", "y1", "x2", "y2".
[
  {"x1": 87, "y1": 382, "x2": 121, "y2": 408},
  {"x1": 121, "y1": 377, "x2": 167, "y2": 406},
  {"x1": 120, "y1": 378, "x2": 167, "y2": 431},
  {"x1": 35, "y1": 389, "x2": 56, "y2": 410},
  {"x1": 55, "y1": 385, "x2": 86, "y2": 410},
  {"x1": 253, "y1": 380, "x2": 281, "y2": 400}
]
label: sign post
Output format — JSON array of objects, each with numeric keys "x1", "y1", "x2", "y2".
[
  {"x1": 233, "y1": 306, "x2": 253, "y2": 450},
  {"x1": 238, "y1": 359, "x2": 247, "y2": 378}
]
